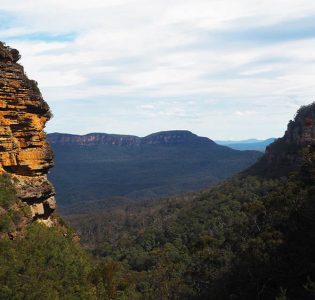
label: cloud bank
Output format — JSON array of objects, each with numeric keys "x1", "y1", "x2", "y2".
[{"x1": 1, "y1": 0, "x2": 315, "y2": 139}]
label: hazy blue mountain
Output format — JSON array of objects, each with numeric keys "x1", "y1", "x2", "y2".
[
  {"x1": 215, "y1": 138, "x2": 276, "y2": 151},
  {"x1": 47, "y1": 130, "x2": 262, "y2": 212}
]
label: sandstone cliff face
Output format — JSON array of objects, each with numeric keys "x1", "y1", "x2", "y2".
[{"x1": 0, "y1": 42, "x2": 56, "y2": 226}]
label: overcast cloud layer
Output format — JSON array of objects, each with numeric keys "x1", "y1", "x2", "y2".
[{"x1": 1, "y1": 0, "x2": 315, "y2": 139}]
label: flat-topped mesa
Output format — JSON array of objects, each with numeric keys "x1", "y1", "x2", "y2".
[
  {"x1": 0, "y1": 42, "x2": 56, "y2": 225},
  {"x1": 141, "y1": 130, "x2": 215, "y2": 145}
]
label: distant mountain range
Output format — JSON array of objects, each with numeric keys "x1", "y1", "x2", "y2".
[
  {"x1": 48, "y1": 130, "x2": 216, "y2": 146},
  {"x1": 47, "y1": 130, "x2": 262, "y2": 213},
  {"x1": 215, "y1": 138, "x2": 276, "y2": 152}
]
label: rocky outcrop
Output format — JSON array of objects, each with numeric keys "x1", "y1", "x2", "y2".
[
  {"x1": 0, "y1": 42, "x2": 56, "y2": 226},
  {"x1": 245, "y1": 102, "x2": 315, "y2": 178},
  {"x1": 48, "y1": 130, "x2": 215, "y2": 146}
]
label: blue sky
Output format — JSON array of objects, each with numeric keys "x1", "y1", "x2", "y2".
[{"x1": 1, "y1": 0, "x2": 315, "y2": 139}]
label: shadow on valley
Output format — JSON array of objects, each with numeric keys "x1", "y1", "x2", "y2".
[{"x1": 48, "y1": 130, "x2": 262, "y2": 214}]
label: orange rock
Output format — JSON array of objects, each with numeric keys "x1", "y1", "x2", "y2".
[{"x1": 0, "y1": 42, "x2": 56, "y2": 226}]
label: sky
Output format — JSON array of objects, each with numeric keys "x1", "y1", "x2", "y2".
[{"x1": 1, "y1": 0, "x2": 315, "y2": 140}]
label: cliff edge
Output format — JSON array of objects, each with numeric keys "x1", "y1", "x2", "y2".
[
  {"x1": 0, "y1": 42, "x2": 56, "y2": 226},
  {"x1": 245, "y1": 102, "x2": 315, "y2": 178}
]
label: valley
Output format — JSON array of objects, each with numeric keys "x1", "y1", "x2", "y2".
[{"x1": 48, "y1": 131, "x2": 262, "y2": 213}]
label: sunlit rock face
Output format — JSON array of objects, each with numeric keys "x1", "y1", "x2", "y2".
[{"x1": 0, "y1": 42, "x2": 56, "y2": 225}]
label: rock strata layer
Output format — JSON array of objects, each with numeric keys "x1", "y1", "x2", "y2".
[{"x1": 0, "y1": 42, "x2": 56, "y2": 225}]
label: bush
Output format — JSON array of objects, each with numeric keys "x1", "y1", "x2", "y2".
[
  {"x1": 10, "y1": 49, "x2": 21, "y2": 63},
  {"x1": 0, "y1": 175, "x2": 16, "y2": 209},
  {"x1": 0, "y1": 223, "x2": 96, "y2": 299}
]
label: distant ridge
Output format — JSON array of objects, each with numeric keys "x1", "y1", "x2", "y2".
[
  {"x1": 216, "y1": 138, "x2": 276, "y2": 152},
  {"x1": 48, "y1": 130, "x2": 215, "y2": 146},
  {"x1": 215, "y1": 138, "x2": 276, "y2": 145},
  {"x1": 48, "y1": 132, "x2": 140, "y2": 146}
]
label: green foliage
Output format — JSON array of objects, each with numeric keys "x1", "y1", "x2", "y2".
[
  {"x1": 0, "y1": 175, "x2": 16, "y2": 209},
  {"x1": 69, "y1": 144, "x2": 315, "y2": 299},
  {"x1": 275, "y1": 288, "x2": 288, "y2": 300},
  {"x1": 0, "y1": 214, "x2": 12, "y2": 232},
  {"x1": 0, "y1": 175, "x2": 31, "y2": 235},
  {"x1": 304, "y1": 277, "x2": 315, "y2": 296},
  {"x1": 0, "y1": 223, "x2": 95, "y2": 299}
]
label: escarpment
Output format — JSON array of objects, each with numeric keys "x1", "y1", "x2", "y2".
[
  {"x1": 0, "y1": 42, "x2": 56, "y2": 226},
  {"x1": 48, "y1": 130, "x2": 215, "y2": 146}
]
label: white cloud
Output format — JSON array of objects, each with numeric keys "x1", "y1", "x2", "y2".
[
  {"x1": 1, "y1": 0, "x2": 315, "y2": 138},
  {"x1": 235, "y1": 110, "x2": 257, "y2": 117}
]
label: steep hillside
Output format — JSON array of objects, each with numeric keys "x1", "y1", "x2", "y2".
[
  {"x1": 70, "y1": 103, "x2": 315, "y2": 300},
  {"x1": 48, "y1": 131, "x2": 262, "y2": 212}
]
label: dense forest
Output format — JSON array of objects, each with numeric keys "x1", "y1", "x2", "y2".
[
  {"x1": 0, "y1": 177, "x2": 135, "y2": 299},
  {"x1": 67, "y1": 104, "x2": 315, "y2": 299},
  {"x1": 69, "y1": 158, "x2": 315, "y2": 299}
]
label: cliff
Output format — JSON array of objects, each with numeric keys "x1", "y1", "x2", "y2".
[
  {"x1": 245, "y1": 102, "x2": 315, "y2": 177},
  {"x1": 0, "y1": 42, "x2": 56, "y2": 227},
  {"x1": 48, "y1": 132, "x2": 140, "y2": 146}
]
